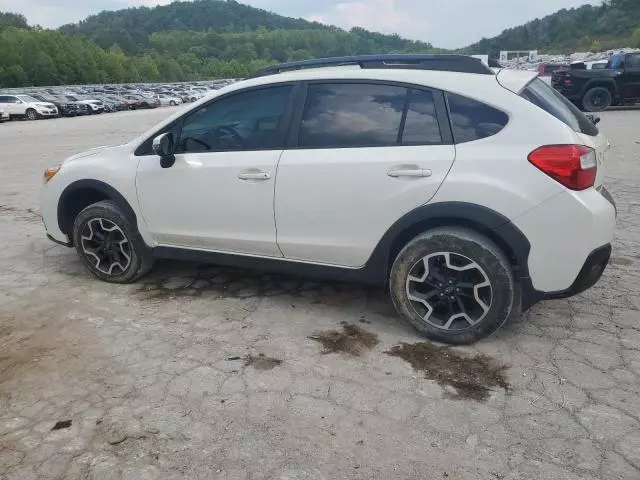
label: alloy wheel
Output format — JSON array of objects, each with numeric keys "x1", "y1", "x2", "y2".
[
  {"x1": 80, "y1": 218, "x2": 132, "y2": 275},
  {"x1": 405, "y1": 252, "x2": 492, "y2": 331}
]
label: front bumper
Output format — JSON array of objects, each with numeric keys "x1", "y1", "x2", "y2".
[{"x1": 37, "y1": 109, "x2": 59, "y2": 116}]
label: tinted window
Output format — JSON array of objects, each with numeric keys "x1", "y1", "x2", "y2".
[
  {"x1": 299, "y1": 83, "x2": 406, "y2": 148},
  {"x1": 402, "y1": 89, "x2": 441, "y2": 144},
  {"x1": 178, "y1": 85, "x2": 292, "y2": 153},
  {"x1": 521, "y1": 78, "x2": 598, "y2": 136},
  {"x1": 0, "y1": 96, "x2": 8, "y2": 104},
  {"x1": 446, "y1": 93, "x2": 509, "y2": 143},
  {"x1": 627, "y1": 54, "x2": 640, "y2": 69}
]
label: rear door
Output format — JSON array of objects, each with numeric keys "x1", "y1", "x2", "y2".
[
  {"x1": 622, "y1": 54, "x2": 640, "y2": 99},
  {"x1": 275, "y1": 81, "x2": 455, "y2": 267}
]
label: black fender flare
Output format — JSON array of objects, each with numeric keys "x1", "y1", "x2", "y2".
[
  {"x1": 363, "y1": 201, "x2": 531, "y2": 286},
  {"x1": 57, "y1": 179, "x2": 137, "y2": 234},
  {"x1": 580, "y1": 78, "x2": 618, "y2": 98}
]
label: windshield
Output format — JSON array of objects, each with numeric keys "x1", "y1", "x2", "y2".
[
  {"x1": 17, "y1": 95, "x2": 39, "y2": 103},
  {"x1": 521, "y1": 78, "x2": 598, "y2": 136}
]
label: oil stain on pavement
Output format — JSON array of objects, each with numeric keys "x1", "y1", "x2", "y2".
[
  {"x1": 386, "y1": 342, "x2": 509, "y2": 401},
  {"x1": 309, "y1": 322, "x2": 379, "y2": 356}
]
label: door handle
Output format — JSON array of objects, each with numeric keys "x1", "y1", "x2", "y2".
[
  {"x1": 238, "y1": 171, "x2": 271, "y2": 180},
  {"x1": 387, "y1": 168, "x2": 432, "y2": 178}
]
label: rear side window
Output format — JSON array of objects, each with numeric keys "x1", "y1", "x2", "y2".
[
  {"x1": 521, "y1": 78, "x2": 598, "y2": 136},
  {"x1": 446, "y1": 93, "x2": 509, "y2": 143},
  {"x1": 298, "y1": 83, "x2": 442, "y2": 148}
]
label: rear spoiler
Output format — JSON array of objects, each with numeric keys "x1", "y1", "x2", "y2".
[{"x1": 496, "y1": 69, "x2": 539, "y2": 95}]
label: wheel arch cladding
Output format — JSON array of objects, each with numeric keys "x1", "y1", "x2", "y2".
[
  {"x1": 369, "y1": 202, "x2": 531, "y2": 283},
  {"x1": 583, "y1": 80, "x2": 617, "y2": 97},
  {"x1": 57, "y1": 180, "x2": 138, "y2": 237}
]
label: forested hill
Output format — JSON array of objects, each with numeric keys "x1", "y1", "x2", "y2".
[
  {"x1": 60, "y1": 0, "x2": 325, "y2": 54},
  {"x1": 0, "y1": 0, "x2": 437, "y2": 88},
  {"x1": 466, "y1": 0, "x2": 640, "y2": 55},
  {"x1": 59, "y1": 0, "x2": 433, "y2": 57}
]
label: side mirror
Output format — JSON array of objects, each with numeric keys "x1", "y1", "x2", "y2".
[{"x1": 152, "y1": 132, "x2": 176, "y2": 168}]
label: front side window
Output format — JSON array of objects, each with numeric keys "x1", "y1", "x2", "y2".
[
  {"x1": 446, "y1": 93, "x2": 509, "y2": 143},
  {"x1": 298, "y1": 83, "x2": 441, "y2": 148},
  {"x1": 178, "y1": 85, "x2": 293, "y2": 153}
]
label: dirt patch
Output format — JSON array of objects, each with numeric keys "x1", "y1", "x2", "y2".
[
  {"x1": 309, "y1": 323, "x2": 379, "y2": 356},
  {"x1": 244, "y1": 353, "x2": 283, "y2": 370},
  {"x1": 611, "y1": 257, "x2": 634, "y2": 266},
  {"x1": 386, "y1": 342, "x2": 509, "y2": 401},
  {"x1": 0, "y1": 205, "x2": 42, "y2": 223}
]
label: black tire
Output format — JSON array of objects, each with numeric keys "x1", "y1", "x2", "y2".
[
  {"x1": 582, "y1": 87, "x2": 612, "y2": 112},
  {"x1": 389, "y1": 227, "x2": 515, "y2": 345},
  {"x1": 169, "y1": 100, "x2": 177, "y2": 106},
  {"x1": 26, "y1": 108, "x2": 38, "y2": 121},
  {"x1": 72, "y1": 200, "x2": 154, "y2": 283}
]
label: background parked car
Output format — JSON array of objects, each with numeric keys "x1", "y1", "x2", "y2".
[
  {"x1": 0, "y1": 94, "x2": 58, "y2": 120},
  {"x1": 122, "y1": 94, "x2": 158, "y2": 109},
  {"x1": 537, "y1": 63, "x2": 567, "y2": 84},
  {"x1": 156, "y1": 94, "x2": 183, "y2": 106},
  {"x1": 64, "y1": 95, "x2": 104, "y2": 114},
  {"x1": 29, "y1": 93, "x2": 78, "y2": 117}
]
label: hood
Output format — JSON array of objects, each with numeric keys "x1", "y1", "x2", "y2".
[
  {"x1": 36, "y1": 102, "x2": 56, "y2": 108},
  {"x1": 64, "y1": 145, "x2": 113, "y2": 163}
]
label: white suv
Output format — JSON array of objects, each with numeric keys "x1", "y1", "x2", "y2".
[
  {"x1": 40, "y1": 55, "x2": 616, "y2": 344},
  {"x1": 0, "y1": 94, "x2": 58, "y2": 120}
]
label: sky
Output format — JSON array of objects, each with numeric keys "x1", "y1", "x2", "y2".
[{"x1": 0, "y1": 0, "x2": 600, "y2": 48}]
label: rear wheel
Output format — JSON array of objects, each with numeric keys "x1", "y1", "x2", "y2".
[
  {"x1": 72, "y1": 200, "x2": 153, "y2": 283},
  {"x1": 390, "y1": 227, "x2": 515, "y2": 345},
  {"x1": 26, "y1": 108, "x2": 38, "y2": 120},
  {"x1": 582, "y1": 87, "x2": 612, "y2": 112}
]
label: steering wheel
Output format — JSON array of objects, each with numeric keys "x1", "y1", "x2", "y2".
[{"x1": 216, "y1": 125, "x2": 244, "y2": 148}]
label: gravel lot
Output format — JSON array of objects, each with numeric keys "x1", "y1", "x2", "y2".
[{"x1": 1, "y1": 108, "x2": 640, "y2": 480}]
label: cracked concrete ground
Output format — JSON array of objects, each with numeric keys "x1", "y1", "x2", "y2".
[{"x1": 1, "y1": 108, "x2": 640, "y2": 479}]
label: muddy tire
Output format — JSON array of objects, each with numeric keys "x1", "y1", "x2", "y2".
[
  {"x1": 582, "y1": 87, "x2": 612, "y2": 112},
  {"x1": 390, "y1": 227, "x2": 515, "y2": 345},
  {"x1": 72, "y1": 200, "x2": 154, "y2": 283}
]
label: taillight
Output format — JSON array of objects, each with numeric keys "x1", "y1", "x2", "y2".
[{"x1": 528, "y1": 145, "x2": 597, "y2": 190}]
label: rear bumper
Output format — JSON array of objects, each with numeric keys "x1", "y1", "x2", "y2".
[{"x1": 523, "y1": 243, "x2": 611, "y2": 309}]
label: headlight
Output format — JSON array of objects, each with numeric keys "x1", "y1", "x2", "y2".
[{"x1": 44, "y1": 165, "x2": 61, "y2": 183}]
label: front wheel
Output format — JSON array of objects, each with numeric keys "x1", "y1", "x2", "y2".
[
  {"x1": 169, "y1": 100, "x2": 177, "y2": 106},
  {"x1": 72, "y1": 200, "x2": 154, "y2": 283},
  {"x1": 26, "y1": 108, "x2": 38, "y2": 120},
  {"x1": 389, "y1": 227, "x2": 515, "y2": 345},
  {"x1": 582, "y1": 87, "x2": 612, "y2": 112}
]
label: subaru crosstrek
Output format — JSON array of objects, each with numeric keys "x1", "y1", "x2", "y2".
[{"x1": 40, "y1": 55, "x2": 616, "y2": 344}]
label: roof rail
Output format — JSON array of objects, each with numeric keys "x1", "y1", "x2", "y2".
[{"x1": 248, "y1": 54, "x2": 493, "y2": 78}]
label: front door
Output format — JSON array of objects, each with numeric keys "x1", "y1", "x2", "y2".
[
  {"x1": 136, "y1": 84, "x2": 294, "y2": 257},
  {"x1": 623, "y1": 53, "x2": 640, "y2": 100},
  {"x1": 0, "y1": 96, "x2": 22, "y2": 116},
  {"x1": 275, "y1": 82, "x2": 456, "y2": 267}
]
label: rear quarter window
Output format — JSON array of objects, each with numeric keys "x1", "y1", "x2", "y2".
[
  {"x1": 521, "y1": 78, "x2": 598, "y2": 136},
  {"x1": 446, "y1": 93, "x2": 509, "y2": 144}
]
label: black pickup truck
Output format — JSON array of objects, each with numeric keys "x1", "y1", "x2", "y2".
[{"x1": 552, "y1": 52, "x2": 640, "y2": 111}]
